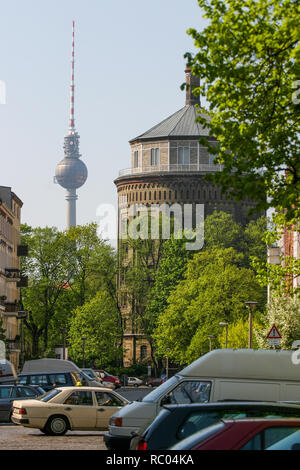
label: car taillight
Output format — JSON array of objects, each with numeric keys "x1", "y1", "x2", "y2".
[
  {"x1": 110, "y1": 417, "x2": 123, "y2": 426},
  {"x1": 19, "y1": 408, "x2": 27, "y2": 415},
  {"x1": 137, "y1": 440, "x2": 147, "y2": 450}
]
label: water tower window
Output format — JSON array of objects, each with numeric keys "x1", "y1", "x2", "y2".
[
  {"x1": 134, "y1": 151, "x2": 139, "y2": 168},
  {"x1": 178, "y1": 147, "x2": 190, "y2": 165},
  {"x1": 151, "y1": 148, "x2": 160, "y2": 166},
  {"x1": 140, "y1": 345, "x2": 147, "y2": 360}
]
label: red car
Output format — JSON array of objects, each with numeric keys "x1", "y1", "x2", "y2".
[
  {"x1": 170, "y1": 418, "x2": 300, "y2": 450},
  {"x1": 95, "y1": 370, "x2": 121, "y2": 388}
]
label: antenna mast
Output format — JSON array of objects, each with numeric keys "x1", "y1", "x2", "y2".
[{"x1": 69, "y1": 20, "x2": 75, "y2": 134}]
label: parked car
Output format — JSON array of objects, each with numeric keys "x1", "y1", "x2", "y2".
[
  {"x1": 169, "y1": 417, "x2": 300, "y2": 450},
  {"x1": 131, "y1": 401, "x2": 300, "y2": 450},
  {"x1": 82, "y1": 369, "x2": 116, "y2": 390},
  {"x1": 95, "y1": 370, "x2": 121, "y2": 389},
  {"x1": 145, "y1": 377, "x2": 162, "y2": 388},
  {"x1": 105, "y1": 348, "x2": 300, "y2": 450},
  {"x1": 20, "y1": 359, "x2": 101, "y2": 389},
  {"x1": 127, "y1": 377, "x2": 143, "y2": 387},
  {"x1": 18, "y1": 371, "x2": 85, "y2": 391},
  {"x1": 0, "y1": 360, "x2": 18, "y2": 384},
  {"x1": 11, "y1": 386, "x2": 130, "y2": 436},
  {"x1": 0, "y1": 384, "x2": 45, "y2": 423}
]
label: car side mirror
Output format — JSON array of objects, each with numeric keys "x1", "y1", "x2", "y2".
[{"x1": 161, "y1": 395, "x2": 171, "y2": 406}]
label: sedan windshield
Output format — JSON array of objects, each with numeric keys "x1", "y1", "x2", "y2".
[{"x1": 37, "y1": 389, "x2": 62, "y2": 402}]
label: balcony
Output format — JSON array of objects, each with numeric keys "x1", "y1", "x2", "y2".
[{"x1": 118, "y1": 163, "x2": 224, "y2": 177}]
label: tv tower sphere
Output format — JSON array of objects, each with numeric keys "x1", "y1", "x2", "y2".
[
  {"x1": 54, "y1": 21, "x2": 88, "y2": 229},
  {"x1": 55, "y1": 134, "x2": 88, "y2": 190}
]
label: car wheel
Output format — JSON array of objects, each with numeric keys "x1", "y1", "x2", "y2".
[{"x1": 45, "y1": 415, "x2": 69, "y2": 436}]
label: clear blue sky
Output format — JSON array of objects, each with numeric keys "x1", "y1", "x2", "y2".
[{"x1": 0, "y1": 0, "x2": 206, "y2": 231}]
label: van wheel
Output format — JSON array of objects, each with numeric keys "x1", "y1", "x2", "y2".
[{"x1": 44, "y1": 415, "x2": 69, "y2": 436}]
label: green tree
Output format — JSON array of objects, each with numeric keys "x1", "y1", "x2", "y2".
[
  {"x1": 185, "y1": 0, "x2": 300, "y2": 223},
  {"x1": 20, "y1": 225, "x2": 75, "y2": 356},
  {"x1": 153, "y1": 247, "x2": 265, "y2": 364},
  {"x1": 255, "y1": 294, "x2": 300, "y2": 349},
  {"x1": 143, "y1": 235, "x2": 194, "y2": 369},
  {"x1": 252, "y1": 215, "x2": 300, "y2": 296},
  {"x1": 217, "y1": 317, "x2": 263, "y2": 349},
  {"x1": 68, "y1": 291, "x2": 122, "y2": 366},
  {"x1": 20, "y1": 223, "x2": 119, "y2": 358}
]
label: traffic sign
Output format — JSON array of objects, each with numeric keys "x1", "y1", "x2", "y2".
[
  {"x1": 267, "y1": 324, "x2": 282, "y2": 339},
  {"x1": 269, "y1": 338, "x2": 281, "y2": 346}
]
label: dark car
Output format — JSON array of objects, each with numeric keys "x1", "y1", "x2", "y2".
[
  {"x1": 170, "y1": 417, "x2": 300, "y2": 450},
  {"x1": 144, "y1": 377, "x2": 162, "y2": 388},
  {"x1": 95, "y1": 370, "x2": 121, "y2": 388},
  {"x1": 0, "y1": 384, "x2": 45, "y2": 422},
  {"x1": 131, "y1": 401, "x2": 300, "y2": 450},
  {"x1": 17, "y1": 371, "x2": 85, "y2": 391}
]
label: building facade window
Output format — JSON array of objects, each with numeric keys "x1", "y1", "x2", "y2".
[
  {"x1": 178, "y1": 147, "x2": 190, "y2": 165},
  {"x1": 140, "y1": 345, "x2": 147, "y2": 360},
  {"x1": 151, "y1": 148, "x2": 160, "y2": 166},
  {"x1": 134, "y1": 151, "x2": 139, "y2": 168}
]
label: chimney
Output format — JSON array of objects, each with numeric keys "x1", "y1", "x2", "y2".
[{"x1": 185, "y1": 67, "x2": 200, "y2": 106}]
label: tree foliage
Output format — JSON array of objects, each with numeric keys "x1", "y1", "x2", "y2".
[
  {"x1": 217, "y1": 316, "x2": 263, "y2": 349},
  {"x1": 252, "y1": 214, "x2": 300, "y2": 296},
  {"x1": 153, "y1": 247, "x2": 265, "y2": 364},
  {"x1": 68, "y1": 291, "x2": 122, "y2": 366},
  {"x1": 255, "y1": 294, "x2": 300, "y2": 349},
  {"x1": 20, "y1": 223, "x2": 118, "y2": 358},
  {"x1": 185, "y1": 0, "x2": 300, "y2": 222}
]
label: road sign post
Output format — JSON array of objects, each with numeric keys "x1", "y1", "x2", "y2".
[{"x1": 267, "y1": 324, "x2": 281, "y2": 348}]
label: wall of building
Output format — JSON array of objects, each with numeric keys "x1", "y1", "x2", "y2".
[{"x1": 0, "y1": 187, "x2": 23, "y2": 369}]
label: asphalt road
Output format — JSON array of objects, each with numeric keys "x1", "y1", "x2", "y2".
[{"x1": 0, "y1": 386, "x2": 153, "y2": 450}]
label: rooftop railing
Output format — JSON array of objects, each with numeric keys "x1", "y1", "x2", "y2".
[{"x1": 118, "y1": 163, "x2": 223, "y2": 177}]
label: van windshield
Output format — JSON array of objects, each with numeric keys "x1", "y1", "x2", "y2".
[{"x1": 142, "y1": 376, "x2": 180, "y2": 403}]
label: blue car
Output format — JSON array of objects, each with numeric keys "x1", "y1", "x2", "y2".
[{"x1": 0, "y1": 384, "x2": 45, "y2": 422}]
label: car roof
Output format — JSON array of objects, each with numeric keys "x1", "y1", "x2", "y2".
[
  {"x1": 163, "y1": 401, "x2": 300, "y2": 411},
  {"x1": 221, "y1": 417, "x2": 300, "y2": 424},
  {"x1": 54, "y1": 386, "x2": 115, "y2": 392},
  {"x1": 18, "y1": 371, "x2": 78, "y2": 376}
]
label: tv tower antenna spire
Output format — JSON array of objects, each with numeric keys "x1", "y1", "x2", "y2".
[
  {"x1": 69, "y1": 20, "x2": 75, "y2": 133},
  {"x1": 54, "y1": 20, "x2": 88, "y2": 229}
]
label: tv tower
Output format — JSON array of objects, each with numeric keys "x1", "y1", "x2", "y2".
[{"x1": 55, "y1": 21, "x2": 88, "y2": 229}]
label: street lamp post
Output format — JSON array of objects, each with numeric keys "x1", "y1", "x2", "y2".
[
  {"x1": 208, "y1": 335, "x2": 215, "y2": 352},
  {"x1": 81, "y1": 336, "x2": 87, "y2": 368},
  {"x1": 166, "y1": 348, "x2": 170, "y2": 379},
  {"x1": 60, "y1": 327, "x2": 67, "y2": 360},
  {"x1": 17, "y1": 310, "x2": 28, "y2": 371},
  {"x1": 219, "y1": 322, "x2": 229, "y2": 348},
  {"x1": 245, "y1": 301, "x2": 257, "y2": 349}
]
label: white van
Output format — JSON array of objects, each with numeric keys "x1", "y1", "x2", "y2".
[{"x1": 104, "y1": 348, "x2": 300, "y2": 450}]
